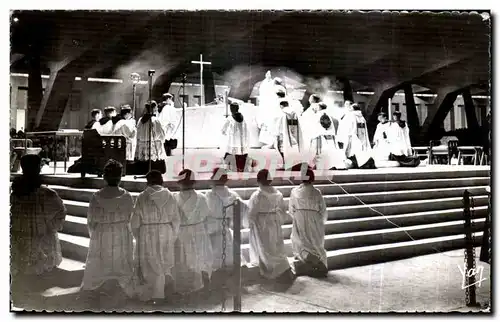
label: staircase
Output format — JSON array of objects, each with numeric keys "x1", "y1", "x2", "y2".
[{"x1": 30, "y1": 166, "x2": 489, "y2": 275}]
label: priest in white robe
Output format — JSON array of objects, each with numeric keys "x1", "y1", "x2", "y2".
[
  {"x1": 387, "y1": 111, "x2": 420, "y2": 167},
  {"x1": 310, "y1": 113, "x2": 347, "y2": 170},
  {"x1": 221, "y1": 102, "x2": 250, "y2": 172},
  {"x1": 289, "y1": 169, "x2": 328, "y2": 277},
  {"x1": 205, "y1": 168, "x2": 248, "y2": 277},
  {"x1": 132, "y1": 170, "x2": 181, "y2": 301},
  {"x1": 372, "y1": 112, "x2": 396, "y2": 168},
  {"x1": 158, "y1": 93, "x2": 179, "y2": 156},
  {"x1": 275, "y1": 100, "x2": 314, "y2": 170},
  {"x1": 81, "y1": 160, "x2": 135, "y2": 301},
  {"x1": 135, "y1": 101, "x2": 167, "y2": 174},
  {"x1": 257, "y1": 72, "x2": 282, "y2": 147},
  {"x1": 336, "y1": 103, "x2": 374, "y2": 169},
  {"x1": 112, "y1": 105, "x2": 137, "y2": 164},
  {"x1": 247, "y1": 169, "x2": 293, "y2": 281},
  {"x1": 173, "y1": 169, "x2": 213, "y2": 294},
  {"x1": 92, "y1": 106, "x2": 117, "y2": 135}
]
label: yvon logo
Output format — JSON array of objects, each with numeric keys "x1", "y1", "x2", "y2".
[{"x1": 457, "y1": 263, "x2": 487, "y2": 290}]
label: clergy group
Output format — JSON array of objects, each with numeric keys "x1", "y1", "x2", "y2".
[{"x1": 11, "y1": 154, "x2": 332, "y2": 306}]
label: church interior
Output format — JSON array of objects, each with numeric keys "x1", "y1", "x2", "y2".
[{"x1": 9, "y1": 10, "x2": 491, "y2": 313}]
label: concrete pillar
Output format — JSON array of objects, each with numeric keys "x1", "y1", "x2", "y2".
[
  {"x1": 26, "y1": 53, "x2": 43, "y2": 132},
  {"x1": 338, "y1": 77, "x2": 354, "y2": 102},
  {"x1": 421, "y1": 88, "x2": 460, "y2": 142},
  {"x1": 462, "y1": 89, "x2": 480, "y2": 133},
  {"x1": 35, "y1": 69, "x2": 77, "y2": 131},
  {"x1": 403, "y1": 84, "x2": 421, "y2": 144}
]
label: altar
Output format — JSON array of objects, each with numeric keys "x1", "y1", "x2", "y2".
[{"x1": 170, "y1": 102, "x2": 263, "y2": 149}]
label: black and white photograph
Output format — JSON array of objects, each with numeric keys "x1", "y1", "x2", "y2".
[{"x1": 8, "y1": 8, "x2": 492, "y2": 313}]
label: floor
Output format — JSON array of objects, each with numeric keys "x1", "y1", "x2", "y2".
[{"x1": 11, "y1": 248, "x2": 491, "y2": 313}]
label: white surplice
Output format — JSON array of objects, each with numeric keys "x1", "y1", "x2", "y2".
[
  {"x1": 135, "y1": 116, "x2": 167, "y2": 161},
  {"x1": 247, "y1": 187, "x2": 291, "y2": 279},
  {"x1": 205, "y1": 186, "x2": 248, "y2": 271},
  {"x1": 221, "y1": 116, "x2": 250, "y2": 155},
  {"x1": 10, "y1": 184, "x2": 66, "y2": 276},
  {"x1": 310, "y1": 113, "x2": 346, "y2": 170},
  {"x1": 275, "y1": 107, "x2": 315, "y2": 168},
  {"x1": 372, "y1": 121, "x2": 392, "y2": 161},
  {"x1": 112, "y1": 118, "x2": 137, "y2": 161},
  {"x1": 389, "y1": 121, "x2": 413, "y2": 156},
  {"x1": 337, "y1": 110, "x2": 372, "y2": 167},
  {"x1": 131, "y1": 185, "x2": 181, "y2": 300},
  {"x1": 289, "y1": 184, "x2": 328, "y2": 267},
  {"x1": 92, "y1": 118, "x2": 114, "y2": 135},
  {"x1": 173, "y1": 190, "x2": 213, "y2": 294},
  {"x1": 158, "y1": 103, "x2": 179, "y2": 141},
  {"x1": 81, "y1": 188, "x2": 135, "y2": 296}
]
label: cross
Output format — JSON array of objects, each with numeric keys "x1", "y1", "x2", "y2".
[{"x1": 191, "y1": 54, "x2": 211, "y2": 106}]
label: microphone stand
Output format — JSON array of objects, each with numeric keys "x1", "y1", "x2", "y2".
[
  {"x1": 148, "y1": 70, "x2": 155, "y2": 173},
  {"x1": 182, "y1": 73, "x2": 186, "y2": 170}
]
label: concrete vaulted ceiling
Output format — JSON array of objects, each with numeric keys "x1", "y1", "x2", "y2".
[{"x1": 11, "y1": 10, "x2": 491, "y2": 96}]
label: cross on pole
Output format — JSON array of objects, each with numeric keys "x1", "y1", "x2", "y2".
[{"x1": 191, "y1": 54, "x2": 212, "y2": 106}]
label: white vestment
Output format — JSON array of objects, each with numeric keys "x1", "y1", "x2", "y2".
[
  {"x1": 131, "y1": 186, "x2": 181, "y2": 300},
  {"x1": 205, "y1": 186, "x2": 248, "y2": 271},
  {"x1": 221, "y1": 116, "x2": 250, "y2": 155},
  {"x1": 257, "y1": 80, "x2": 282, "y2": 145},
  {"x1": 247, "y1": 187, "x2": 290, "y2": 279},
  {"x1": 337, "y1": 110, "x2": 372, "y2": 167},
  {"x1": 92, "y1": 119, "x2": 114, "y2": 135},
  {"x1": 158, "y1": 103, "x2": 179, "y2": 140},
  {"x1": 310, "y1": 113, "x2": 346, "y2": 170},
  {"x1": 289, "y1": 184, "x2": 328, "y2": 267},
  {"x1": 10, "y1": 184, "x2": 66, "y2": 276},
  {"x1": 135, "y1": 116, "x2": 167, "y2": 161},
  {"x1": 112, "y1": 118, "x2": 137, "y2": 161},
  {"x1": 173, "y1": 190, "x2": 213, "y2": 294},
  {"x1": 389, "y1": 121, "x2": 412, "y2": 156},
  {"x1": 276, "y1": 107, "x2": 315, "y2": 168},
  {"x1": 81, "y1": 188, "x2": 135, "y2": 296},
  {"x1": 372, "y1": 121, "x2": 392, "y2": 161}
]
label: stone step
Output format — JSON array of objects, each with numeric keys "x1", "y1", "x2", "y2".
[
  {"x1": 63, "y1": 205, "x2": 488, "y2": 243},
  {"x1": 49, "y1": 177, "x2": 490, "y2": 202},
  {"x1": 58, "y1": 230, "x2": 484, "y2": 272},
  {"x1": 33, "y1": 166, "x2": 490, "y2": 192}
]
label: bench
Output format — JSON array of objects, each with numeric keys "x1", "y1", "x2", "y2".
[{"x1": 80, "y1": 130, "x2": 127, "y2": 178}]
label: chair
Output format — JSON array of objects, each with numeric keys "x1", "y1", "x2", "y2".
[
  {"x1": 457, "y1": 146, "x2": 481, "y2": 165},
  {"x1": 429, "y1": 140, "x2": 447, "y2": 164},
  {"x1": 448, "y1": 140, "x2": 459, "y2": 165},
  {"x1": 412, "y1": 146, "x2": 429, "y2": 161}
]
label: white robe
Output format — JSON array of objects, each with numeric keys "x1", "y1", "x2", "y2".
[
  {"x1": 372, "y1": 121, "x2": 392, "y2": 161},
  {"x1": 131, "y1": 186, "x2": 181, "y2": 300},
  {"x1": 10, "y1": 184, "x2": 66, "y2": 276},
  {"x1": 310, "y1": 113, "x2": 346, "y2": 170},
  {"x1": 289, "y1": 184, "x2": 328, "y2": 267},
  {"x1": 275, "y1": 107, "x2": 315, "y2": 168},
  {"x1": 92, "y1": 119, "x2": 114, "y2": 135},
  {"x1": 135, "y1": 116, "x2": 167, "y2": 161},
  {"x1": 257, "y1": 80, "x2": 282, "y2": 145},
  {"x1": 173, "y1": 190, "x2": 213, "y2": 294},
  {"x1": 337, "y1": 110, "x2": 372, "y2": 167},
  {"x1": 158, "y1": 103, "x2": 179, "y2": 141},
  {"x1": 221, "y1": 116, "x2": 250, "y2": 155},
  {"x1": 247, "y1": 187, "x2": 290, "y2": 279},
  {"x1": 389, "y1": 121, "x2": 413, "y2": 156},
  {"x1": 112, "y1": 118, "x2": 137, "y2": 161},
  {"x1": 205, "y1": 186, "x2": 247, "y2": 271},
  {"x1": 81, "y1": 188, "x2": 135, "y2": 296}
]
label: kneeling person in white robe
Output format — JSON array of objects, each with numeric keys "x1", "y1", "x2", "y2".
[
  {"x1": 173, "y1": 169, "x2": 213, "y2": 294},
  {"x1": 247, "y1": 169, "x2": 293, "y2": 281},
  {"x1": 205, "y1": 168, "x2": 248, "y2": 279},
  {"x1": 388, "y1": 111, "x2": 420, "y2": 167},
  {"x1": 81, "y1": 160, "x2": 135, "y2": 301},
  {"x1": 372, "y1": 112, "x2": 398, "y2": 168},
  {"x1": 311, "y1": 113, "x2": 347, "y2": 170},
  {"x1": 132, "y1": 170, "x2": 181, "y2": 301},
  {"x1": 289, "y1": 169, "x2": 328, "y2": 277}
]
